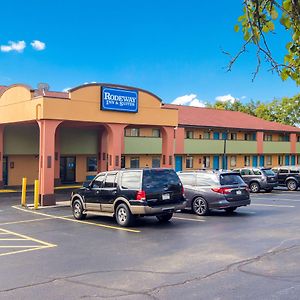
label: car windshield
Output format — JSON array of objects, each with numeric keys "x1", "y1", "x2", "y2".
[
  {"x1": 262, "y1": 169, "x2": 276, "y2": 176},
  {"x1": 220, "y1": 174, "x2": 245, "y2": 186}
]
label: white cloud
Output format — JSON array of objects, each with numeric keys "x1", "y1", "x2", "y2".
[
  {"x1": 215, "y1": 94, "x2": 238, "y2": 104},
  {"x1": 0, "y1": 40, "x2": 26, "y2": 53},
  {"x1": 171, "y1": 94, "x2": 206, "y2": 107},
  {"x1": 31, "y1": 40, "x2": 46, "y2": 51},
  {"x1": 62, "y1": 87, "x2": 71, "y2": 92}
]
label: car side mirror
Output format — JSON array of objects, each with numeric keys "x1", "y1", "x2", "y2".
[{"x1": 82, "y1": 181, "x2": 91, "y2": 188}]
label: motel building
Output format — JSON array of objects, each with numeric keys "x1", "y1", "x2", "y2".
[{"x1": 0, "y1": 83, "x2": 300, "y2": 205}]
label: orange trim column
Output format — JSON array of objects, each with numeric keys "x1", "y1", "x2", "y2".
[
  {"x1": 0, "y1": 125, "x2": 3, "y2": 187},
  {"x1": 290, "y1": 133, "x2": 296, "y2": 154},
  {"x1": 98, "y1": 127, "x2": 108, "y2": 172},
  {"x1": 54, "y1": 126, "x2": 61, "y2": 186},
  {"x1": 106, "y1": 123, "x2": 127, "y2": 171},
  {"x1": 175, "y1": 127, "x2": 184, "y2": 154},
  {"x1": 162, "y1": 126, "x2": 175, "y2": 168},
  {"x1": 38, "y1": 120, "x2": 62, "y2": 206},
  {"x1": 257, "y1": 131, "x2": 264, "y2": 154}
]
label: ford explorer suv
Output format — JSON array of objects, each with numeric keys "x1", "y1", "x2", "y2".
[
  {"x1": 233, "y1": 168, "x2": 278, "y2": 193},
  {"x1": 178, "y1": 170, "x2": 250, "y2": 215},
  {"x1": 272, "y1": 166, "x2": 300, "y2": 191},
  {"x1": 71, "y1": 168, "x2": 186, "y2": 226}
]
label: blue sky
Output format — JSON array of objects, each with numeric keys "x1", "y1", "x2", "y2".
[{"x1": 0, "y1": 0, "x2": 299, "y2": 105}]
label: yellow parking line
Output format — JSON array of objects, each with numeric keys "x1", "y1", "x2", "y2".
[
  {"x1": 12, "y1": 206, "x2": 140, "y2": 233},
  {"x1": 0, "y1": 246, "x2": 50, "y2": 257},
  {"x1": 0, "y1": 245, "x2": 42, "y2": 248},
  {"x1": 0, "y1": 216, "x2": 72, "y2": 226}
]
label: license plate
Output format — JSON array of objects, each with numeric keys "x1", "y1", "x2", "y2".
[
  {"x1": 236, "y1": 190, "x2": 242, "y2": 195},
  {"x1": 162, "y1": 193, "x2": 170, "y2": 200}
]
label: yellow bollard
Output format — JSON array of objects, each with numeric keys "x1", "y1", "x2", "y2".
[
  {"x1": 21, "y1": 177, "x2": 27, "y2": 207},
  {"x1": 34, "y1": 180, "x2": 39, "y2": 209}
]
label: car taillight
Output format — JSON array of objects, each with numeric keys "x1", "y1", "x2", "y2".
[
  {"x1": 136, "y1": 190, "x2": 146, "y2": 201},
  {"x1": 181, "y1": 185, "x2": 185, "y2": 196},
  {"x1": 211, "y1": 187, "x2": 231, "y2": 194}
]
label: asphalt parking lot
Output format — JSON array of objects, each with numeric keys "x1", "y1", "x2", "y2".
[{"x1": 0, "y1": 188, "x2": 300, "y2": 300}]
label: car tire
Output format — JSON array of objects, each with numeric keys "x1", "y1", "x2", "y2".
[
  {"x1": 115, "y1": 203, "x2": 135, "y2": 227},
  {"x1": 72, "y1": 199, "x2": 86, "y2": 220},
  {"x1": 192, "y1": 197, "x2": 209, "y2": 216},
  {"x1": 286, "y1": 179, "x2": 298, "y2": 191},
  {"x1": 249, "y1": 182, "x2": 260, "y2": 193},
  {"x1": 225, "y1": 207, "x2": 237, "y2": 214},
  {"x1": 156, "y1": 213, "x2": 173, "y2": 223}
]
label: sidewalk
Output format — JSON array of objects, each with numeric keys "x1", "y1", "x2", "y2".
[{"x1": 0, "y1": 184, "x2": 82, "y2": 194}]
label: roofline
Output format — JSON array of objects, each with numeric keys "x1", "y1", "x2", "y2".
[
  {"x1": 69, "y1": 83, "x2": 163, "y2": 103},
  {"x1": 179, "y1": 124, "x2": 300, "y2": 133},
  {"x1": 0, "y1": 83, "x2": 34, "y2": 97}
]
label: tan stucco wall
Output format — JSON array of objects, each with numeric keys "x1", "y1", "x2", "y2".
[{"x1": 7, "y1": 155, "x2": 39, "y2": 186}]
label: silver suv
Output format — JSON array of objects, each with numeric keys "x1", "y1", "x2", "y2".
[{"x1": 233, "y1": 168, "x2": 278, "y2": 193}]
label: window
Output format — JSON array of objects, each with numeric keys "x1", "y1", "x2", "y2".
[
  {"x1": 91, "y1": 174, "x2": 105, "y2": 188},
  {"x1": 278, "y1": 155, "x2": 284, "y2": 166},
  {"x1": 279, "y1": 168, "x2": 288, "y2": 174},
  {"x1": 130, "y1": 157, "x2": 140, "y2": 168},
  {"x1": 244, "y1": 156, "x2": 250, "y2": 166},
  {"x1": 244, "y1": 133, "x2": 256, "y2": 141},
  {"x1": 264, "y1": 134, "x2": 272, "y2": 141},
  {"x1": 220, "y1": 174, "x2": 245, "y2": 186},
  {"x1": 121, "y1": 155, "x2": 125, "y2": 168},
  {"x1": 196, "y1": 173, "x2": 219, "y2": 186},
  {"x1": 179, "y1": 174, "x2": 196, "y2": 186},
  {"x1": 253, "y1": 169, "x2": 262, "y2": 175},
  {"x1": 278, "y1": 134, "x2": 289, "y2": 141},
  {"x1": 230, "y1": 156, "x2": 237, "y2": 167},
  {"x1": 266, "y1": 155, "x2": 272, "y2": 165},
  {"x1": 121, "y1": 171, "x2": 141, "y2": 190},
  {"x1": 186, "y1": 130, "x2": 194, "y2": 139},
  {"x1": 297, "y1": 136, "x2": 300, "y2": 142},
  {"x1": 186, "y1": 156, "x2": 193, "y2": 169},
  {"x1": 229, "y1": 133, "x2": 237, "y2": 140},
  {"x1": 87, "y1": 157, "x2": 97, "y2": 172},
  {"x1": 103, "y1": 173, "x2": 117, "y2": 188},
  {"x1": 203, "y1": 156, "x2": 210, "y2": 168},
  {"x1": 297, "y1": 155, "x2": 300, "y2": 164},
  {"x1": 152, "y1": 129, "x2": 161, "y2": 137},
  {"x1": 125, "y1": 128, "x2": 140, "y2": 137},
  {"x1": 152, "y1": 157, "x2": 160, "y2": 168},
  {"x1": 241, "y1": 169, "x2": 252, "y2": 175},
  {"x1": 203, "y1": 132, "x2": 210, "y2": 139}
]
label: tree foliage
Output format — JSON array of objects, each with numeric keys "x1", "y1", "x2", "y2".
[
  {"x1": 207, "y1": 93, "x2": 300, "y2": 126},
  {"x1": 228, "y1": 0, "x2": 300, "y2": 84}
]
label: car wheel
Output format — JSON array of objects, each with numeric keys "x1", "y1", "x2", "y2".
[
  {"x1": 286, "y1": 180, "x2": 298, "y2": 191},
  {"x1": 225, "y1": 207, "x2": 237, "y2": 214},
  {"x1": 249, "y1": 182, "x2": 260, "y2": 193},
  {"x1": 115, "y1": 203, "x2": 135, "y2": 227},
  {"x1": 156, "y1": 213, "x2": 173, "y2": 223},
  {"x1": 72, "y1": 199, "x2": 86, "y2": 220},
  {"x1": 192, "y1": 197, "x2": 209, "y2": 216}
]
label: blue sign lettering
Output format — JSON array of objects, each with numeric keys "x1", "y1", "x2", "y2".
[{"x1": 101, "y1": 87, "x2": 138, "y2": 113}]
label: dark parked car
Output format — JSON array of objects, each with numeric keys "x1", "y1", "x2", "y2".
[
  {"x1": 177, "y1": 171, "x2": 250, "y2": 216},
  {"x1": 70, "y1": 168, "x2": 186, "y2": 226},
  {"x1": 272, "y1": 166, "x2": 300, "y2": 191},
  {"x1": 232, "y1": 168, "x2": 278, "y2": 193}
]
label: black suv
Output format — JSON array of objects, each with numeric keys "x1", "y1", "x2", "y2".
[
  {"x1": 272, "y1": 166, "x2": 300, "y2": 191},
  {"x1": 233, "y1": 168, "x2": 278, "y2": 193},
  {"x1": 71, "y1": 168, "x2": 186, "y2": 226}
]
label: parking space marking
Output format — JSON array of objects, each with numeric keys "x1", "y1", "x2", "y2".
[
  {"x1": 173, "y1": 216, "x2": 206, "y2": 222},
  {"x1": 253, "y1": 197, "x2": 300, "y2": 202},
  {"x1": 12, "y1": 206, "x2": 141, "y2": 233},
  {"x1": 0, "y1": 216, "x2": 72, "y2": 226},
  {"x1": 251, "y1": 204, "x2": 295, "y2": 208},
  {"x1": 0, "y1": 228, "x2": 56, "y2": 257}
]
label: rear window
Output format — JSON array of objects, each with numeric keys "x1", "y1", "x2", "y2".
[
  {"x1": 121, "y1": 171, "x2": 141, "y2": 190},
  {"x1": 220, "y1": 174, "x2": 245, "y2": 186},
  {"x1": 143, "y1": 169, "x2": 181, "y2": 189},
  {"x1": 262, "y1": 169, "x2": 276, "y2": 176}
]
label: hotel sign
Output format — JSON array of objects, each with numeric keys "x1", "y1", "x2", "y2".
[{"x1": 101, "y1": 87, "x2": 138, "y2": 113}]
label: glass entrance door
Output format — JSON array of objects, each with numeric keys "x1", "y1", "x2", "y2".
[
  {"x1": 60, "y1": 157, "x2": 76, "y2": 183},
  {"x1": 3, "y1": 156, "x2": 8, "y2": 185}
]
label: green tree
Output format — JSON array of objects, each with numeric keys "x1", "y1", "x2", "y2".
[{"x1": 229, "y1": 0, "x2": 300, "y2": 84}]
